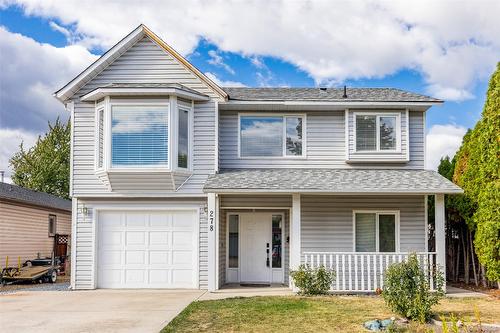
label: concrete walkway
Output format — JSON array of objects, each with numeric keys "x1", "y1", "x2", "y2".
[
  {"x1": 446, "y1": 286, "x2": 488, "y2": 298},
  {"x1": 199, "y1": 284, "x2": 293, "y2": 300},
  {"x1": 0, "y1": 289, "x2": 205, "y2": 333}
]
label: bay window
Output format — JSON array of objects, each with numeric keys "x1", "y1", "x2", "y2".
[
  {"x1": 239, "y1": 114, "x2": 304, "y2": 157},
  {"x1": 355, "y1": 114, "x2": 399, "y2": 152},
  {"x1": 177, "y1": 107, "x2": 190, "y2": 169},
  {"x1": 354, "y1": 211, "x2": 399, "y2": 252},
  {"x1": 111, "y1": 105, "x2": 169, "y2": 167}
]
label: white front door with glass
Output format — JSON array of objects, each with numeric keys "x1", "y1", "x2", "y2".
[{"x1": 226, "y1": 213, "x2": 284, "y2": 284}]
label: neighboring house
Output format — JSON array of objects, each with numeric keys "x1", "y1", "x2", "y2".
[
  {"x1": 0, "y1": 183, "x2": 72, "y2": 268},
  {"x1": 55, "y1": 24, "x2": 462, "y2": 292}
]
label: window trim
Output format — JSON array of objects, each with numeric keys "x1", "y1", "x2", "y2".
[
  {"x1": 353, "y1": 112, "x2": 401, "y2": 153},
  {"x1": 352, "y1": 210, "x2": 400, "y2": 253},
  {"x1": 94, "y1": 98, "x2": 175, "y2": 172},
  {"x1": 48, "y1": 214, "x2": 57, "y2": 237},
  {"x1": 175, "y1": 102, "x2": 194, "y2": 171},
  {"x1": 237, "y1": 113, "x2": 307, "y2": 159}
]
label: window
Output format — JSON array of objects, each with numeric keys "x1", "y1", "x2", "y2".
[
  {"x1": 272, "y1": 215, "x2": 283, "y2": 268},
  {"x1": 97, "y1": 108, "x2": 104, "y2": 169},
  {"x1": 354, "y1": 211, "x2": 398, "y2": 252},
  {"x1": 178, "y1": 107, "x2": 190, "y2": 168},
  {"x1": 355, "y1": 114, "x2": 398, "y2": 152},
  {"x1": 228, "y1": 215, "x2": 239, "y2": 268},
  {"x1": 48, "y1": 214, "x2": 56, "y2": 237},
  {"x1": 239, "y1": 115, "x2": 304, "y2": 157},
  {"x1": 111, "y1": 105, "x2": 168, "y2": 167}
]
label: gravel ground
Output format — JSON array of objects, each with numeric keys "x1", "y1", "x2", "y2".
[{"x1": 0, "y1": 281, "x2": 70, "y2": 294}]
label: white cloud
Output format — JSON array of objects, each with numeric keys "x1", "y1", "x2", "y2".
[
  {"x1": 425, "y1": 124, "x2": 467, "y2": 170},
  {"x1": 0, "y1": 128, "x2": 38, "y2": 183},
  {"x1": 207, "y1": 50, "x2": 235, "y2": 75},
  {"x1": 205, "y1": 72, "x2": 246, "y2": 87},
  {"x1": 0, "y1": 26, "x2": 98, "y2": 131},
  {"x1": 1, "y1": 0, "x2": 499, "y2": 101}
]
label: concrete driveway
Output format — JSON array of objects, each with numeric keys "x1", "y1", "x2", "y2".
[{"x1": 0, "y1": 289, "x2": 205, "y2": 333}]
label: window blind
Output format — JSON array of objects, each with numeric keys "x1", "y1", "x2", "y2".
[
  {"x1": 356, "y1": 115, "x2": 376, "y2": 151},
  {"x1": 111, "y1": 106, "x2": 168, "y2": 167},
  {"x1": 355, "y1": 213, "x2": 376, "y2": 252},
  {"x1": 97, "y1": 109, "x2": 104, "y2": 168}
]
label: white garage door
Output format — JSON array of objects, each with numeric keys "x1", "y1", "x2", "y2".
[{"x1": 97, "y1": 210, "x2": 198, "y2": 288}]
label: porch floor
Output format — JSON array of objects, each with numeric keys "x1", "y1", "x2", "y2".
[{"x1": 200, "y1": 284, "x2": 293, "y2": 300}]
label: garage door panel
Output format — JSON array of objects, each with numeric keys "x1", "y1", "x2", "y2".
[
  {"x1": 98, "y1": 210, "x2": 198, "y2": 289},
  {"x1": 125, "y1": 213, "x2": 147, "y2": 227},
  {"x1": 125, "y1": 251, "x2": 146, "y2": 265},
  {"x1": 149, "y1": 231, "x2": 169, "y2": 245},
  {"x1": 172, "y1": 231, "x2": 193, "y2": 248},
  {"x1": 126, "y1": 231, "x2": 146, "y2": 245},
  {"x1": 149, "y1": 251, "x2": 169, "y2": 265},
  {"x1": 149, "y1": 213, "x2": 172, "y2": 228}
]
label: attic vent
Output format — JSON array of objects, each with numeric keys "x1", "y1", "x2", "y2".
[
  {"x1": 319, "y1": 87, "x2": 327, "y2": 91},
  {"x1": 343, "y1": 85, "x2": 348, "y2": 98}
]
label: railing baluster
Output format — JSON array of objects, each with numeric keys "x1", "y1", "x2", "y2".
[
  {"x1": 373, "y1": 254, "x2": 377, "y2": 289},
  {"x1": 360, "y1": 254, "x2": 365, "y2": 291},
  {"x1": 379, "y1": 255, "x2": 384, "y2": 288},
  {"x1": 342, "y1": 254, "x2": 346, "y2": 291},
  {"x1": 354, "y1": 255, "x2": 358, "y2": 291},
  {"x1": 430, "y1": 253, "x2": 434, "y2": 291},
  {"x1": 336, "y1": 254, "x2": 340, "y2": 291},
  {"x1": 367, "y1": 255, "x2": 371, "y2": 291},
  {"x1": 348, "y1": 254, "x2": 352, "y2": 291}
]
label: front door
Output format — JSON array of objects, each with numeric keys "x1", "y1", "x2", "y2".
[{"x1": 240, "y1": 213, "x2": 272, "y2": 283}]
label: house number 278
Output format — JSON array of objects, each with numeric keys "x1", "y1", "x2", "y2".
[{"x1": 209, "y1": 210, "x2": 214, "y2": 232}]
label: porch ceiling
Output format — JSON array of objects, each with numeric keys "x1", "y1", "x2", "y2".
[{"x1": 203, "y1": 169, "x2": 463, "y2": 194}]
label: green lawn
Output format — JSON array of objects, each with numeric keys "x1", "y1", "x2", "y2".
[{"x1": 162, "y1": 296, "x2": 499, "y2": 333}]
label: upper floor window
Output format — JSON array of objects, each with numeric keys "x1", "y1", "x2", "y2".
[
  {"x1": 354, "y1": 211, "x2": 399, "y2": 252},
  {"x1": 111, "y1": 105, "x2": 169, "y2": 167},
  {"x1": 355, "y1": 114, "x2": 398, "y2": 152},
  {"x1": 177, "y1": 107, "x2": 190, "y2": 168},
  {"x1": 239, "y1": 115, "x2": 304, "y2": 157}
]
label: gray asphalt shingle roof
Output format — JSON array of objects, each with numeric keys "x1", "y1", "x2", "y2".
[
  {"x1": 204, "y1": 169, "x2": 462, "y2": 194},
  {"x1": 222, "y1": 87, "x2": 442, "y2": 103},
  {"x1": 0, "y1": 183, "x2": 72, "y2": 211}
]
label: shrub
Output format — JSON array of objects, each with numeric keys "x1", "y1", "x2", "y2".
[
  {"x1": 382, "y1": 253, "x2": 445, "y2": 323},
  {"x1": 290, "y1": 264, "x2": 335, "y2": 295}
]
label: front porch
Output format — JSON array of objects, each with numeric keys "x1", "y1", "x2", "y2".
[{"x1": 206, "y1": 192, "x2": 448, "y2": 293}]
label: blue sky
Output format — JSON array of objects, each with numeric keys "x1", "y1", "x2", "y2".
[{"x1": 0, "y1": 1, "x2": 498, "y2": 180}]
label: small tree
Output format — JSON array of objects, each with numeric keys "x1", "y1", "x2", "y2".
[
  {"x1": 9, "y1": 118, "x2": 71, "y2": 199},
  {"x1": 382, "y1": 254, "x2": 445, "y2": 323}
]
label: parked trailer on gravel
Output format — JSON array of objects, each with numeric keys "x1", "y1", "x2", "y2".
[{"x1": 1, "y1": 257, "x2": 59, "y2": 285}]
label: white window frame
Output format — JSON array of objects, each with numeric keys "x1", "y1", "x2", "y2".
[
  {"x1": 175, "y1": 102, "x2": 194, "y2": 171},
  {"x1": 237, "y1": 113, "x2": 307, "y2": 159},
  {"x1": 352, "y1": 210, "x2": 400, "y2": 252},
  {"x1": 94, "y1": 97, "x2": 185, "y2": 172},
  {"x1": 353, "y1": 112, "x2": 401, "y2": 153}
]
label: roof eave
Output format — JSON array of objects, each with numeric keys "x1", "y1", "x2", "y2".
[{"x1": 203, "y1": 188, "x2": 463, "y2": 195}]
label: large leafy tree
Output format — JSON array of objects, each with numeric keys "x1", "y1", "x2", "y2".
[
  {"x1": 453, "y1": 63, "x2": 500, "y2": 283},
  {"x1": 10, "y1": 118, "x2": 71, "y2": 199}
]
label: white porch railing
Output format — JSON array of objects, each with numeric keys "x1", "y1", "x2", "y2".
[{"x1": 303, "y1": 252, "x2": 438, "y2": 292}]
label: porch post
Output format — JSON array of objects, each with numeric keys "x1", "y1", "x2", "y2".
[
  {"x1": 207, "y1": 192, "x2": 219, "y2": 291},
  {"x1": 434, "y1": 194, "x2": 446, "y2": 291},
  {"x1": 290, "y1": 193, "x2": 301, "y2": 288}
]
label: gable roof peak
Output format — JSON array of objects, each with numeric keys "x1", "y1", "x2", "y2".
[{"x1": 54, "y1": 25, "x2": 227, "y2": 102}]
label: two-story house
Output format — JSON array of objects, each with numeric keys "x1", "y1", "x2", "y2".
[{"x1": 55, "y1": 25, "x2": 462, "y2": 292}]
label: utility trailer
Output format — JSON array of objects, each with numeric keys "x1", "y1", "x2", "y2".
[{"x1": 1, "y1": 257, "x2": 59, "y2": 285}]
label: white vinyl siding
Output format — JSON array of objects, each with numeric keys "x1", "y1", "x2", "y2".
[
  {"x1": 301, "y1": 195, "x2": 425, "y2": 255},
  {"x1": 220, "y1": 110, "x2": 424, "y2": 168},
  {"x1": 71, "y1": 36, "x2": 218, "y2": 196}
]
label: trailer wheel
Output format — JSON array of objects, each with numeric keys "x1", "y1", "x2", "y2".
[{"x1": 49, "y1": 270, "x2": 57, "y2": 283}]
